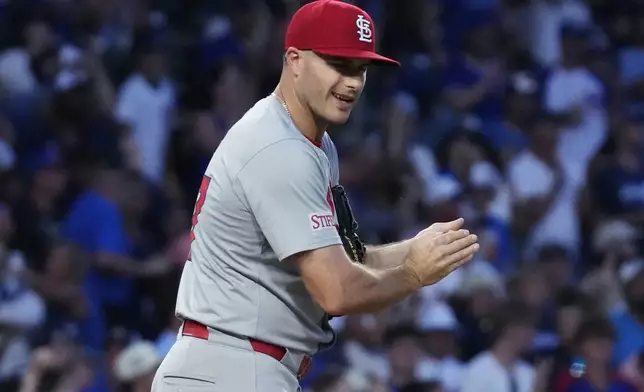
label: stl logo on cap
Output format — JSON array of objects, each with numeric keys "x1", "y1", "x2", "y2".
[
  {"x1": 284, "y1": 0, "x2": 400, "y2": 66},
  {"x1": 356, "y1": 14, "x2": 372, "y2": 43}
]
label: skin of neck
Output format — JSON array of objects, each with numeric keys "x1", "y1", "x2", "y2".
[
  {"x1": 275, "y1": 70, "x2": 328, "y2": 143},
  {"x1": 585, "y1": 360, "x2": 610, "y2": 388},
  {"x1": 491, "y1": 338, "x2": 521, "y2": 368}
]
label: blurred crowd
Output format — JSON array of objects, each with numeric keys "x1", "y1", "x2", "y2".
[{"x1": 1, "y1": 0, "x2": 644, "y2": 391}]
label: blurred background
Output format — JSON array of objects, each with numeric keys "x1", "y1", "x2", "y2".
[{"x1": 2, "y1": 0, "x2": 644, "y2": 391}]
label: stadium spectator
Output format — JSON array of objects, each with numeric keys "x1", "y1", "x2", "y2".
[
  {"x1": 415, "y1": 301, "x2": 464, "y2": 392},
  {"x1": 611, "y1": 259, "x2": 644, "y2": 368},
  {"x1": 553, "y1": 316, "x2": 635, "y2": 392},
  {"x1": 550, "y1": 288, "x2": 595, "y2": 378},
  {"x1": 384, "y1": 325, "x2": 424, "y2": 391},
  {"x1": 508, "y1": 114, "x2": 568, "y2": 256},
  {"x1": 115, "y1": 43, "x2": 175, "y2": 184},
  {"x1": 113, "y1": 341, "x2": 161, "y2": 392},
  {"x1": 61, "y1": 165, "x2": 171, "y2": 330},
  {"x1": 460, "y1": 302, "x2": 541, "y2": 392},
  {"x1": 0, "y1": 204, "x2": 45, "y2": 391},
  {"x1": 592, "y1": 119, "x2": 644, "y2": 225}
]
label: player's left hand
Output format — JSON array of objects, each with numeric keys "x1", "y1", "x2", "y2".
[
  {"x1": 416, "y1": 218, "x2": 465, "y2": 238},
  {"x1": 416, "y1": 218, "x2": 475, "y2": 265}
]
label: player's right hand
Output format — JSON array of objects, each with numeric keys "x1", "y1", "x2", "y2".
[{"x1": 405, "y1": 228, "x2": 479, "y2": 288}]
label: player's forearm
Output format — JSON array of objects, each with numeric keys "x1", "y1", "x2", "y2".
[
  {"x1": 331, "y1": 262, "x2": 419, "y2": 314},
  {"x1": 363, "y1": 240, "x2": 412, "y2": 270}
]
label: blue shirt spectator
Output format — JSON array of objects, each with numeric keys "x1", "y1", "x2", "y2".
[
  {"x1": 611, "y1": 309, "x2": 644, "y2": 367},
  {"x1": 481, "y1": 121, "x2": 528, "y2": 157},
  {"x1": 563, "y1": 378, "x2": 636, "y2": 392},
  {"x1": 618, "y1": 16, "x2": 644, "y2": 119},
  {"x1": 592, "y1": 120, "x2": 644, "y2": 218},
  {"x1": 81, "y1": 368, "x2": 111, "y2": 392},
  {"x1": 62, "y1": 190, "x2": 132, "y2": 307},
  {"x1": 443, "y1": 55, "x2": 505, "y2": 121}
]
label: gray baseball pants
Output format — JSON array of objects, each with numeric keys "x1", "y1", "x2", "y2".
[{"x1": 151, "y1": 323, "x2": 305, "y2": 392}]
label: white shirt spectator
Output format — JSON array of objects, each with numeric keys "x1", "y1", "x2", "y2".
[
  {"x1": 423, "y1": 174, "x2": 462, "y2": 207},
  {"x1": 0, "y1": 43, "x2": 85, "y2": 96},
  {"x1": 461, "y1": 351, "x2": 535, "y2": 392},
  {"x1": 529, "y1": 0, "x2": 592, "y2": 67},
  {"x1": 343, "y1": 340, "x2": 390, "y2": 380},
  {"x1": 0, "y1": 49, "x2": 37, "y2": 94},
  {"x1": 508, "y1": 149, "x2": 580, "y2": 256},
  {"x1": 544, "y1": 66, "x2": 607, "y2": 168},
  {"x1": 0, "y1": 139, "x2": 14, "y2": 171},
  {"x1": 469, "y1": 161, "x2": 511, "y2": 223},
  {"x1": 417, "y1": 357, "x2": 464, "y2": 392},
  {"x1": 415, "y1": 301, "x2": 465, "y2": 392},
  {"x1": 116, "y1": 73, "x2": 175, "y2": 183},
  {"x1": 507, "y1": 65, "x2": 608, "y2": 256},
  {"x1": 409, "y1": 144, "x2": 439, "y2": 202},
  {"x1": 0, "y1": 251, "x2": 45, "y2": 381}
]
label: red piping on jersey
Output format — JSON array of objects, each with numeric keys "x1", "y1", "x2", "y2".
[{"x1": 304, "y1": 134, "x2": 322, "y2": 148}]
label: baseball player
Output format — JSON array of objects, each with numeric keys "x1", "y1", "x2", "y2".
[{"x1": 152, "y1": 1, "x2": 479, "y2": 391}]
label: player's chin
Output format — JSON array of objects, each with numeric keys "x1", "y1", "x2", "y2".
[{"x1": 324, "y1": 107, "x2": 352, "y2": 124}]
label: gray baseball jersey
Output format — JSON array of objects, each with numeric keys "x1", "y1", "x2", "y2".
[{"x1": 175, "y1": 95, "x2": 342, "y2": 355}]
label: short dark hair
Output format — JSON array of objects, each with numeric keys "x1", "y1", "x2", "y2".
[
  {"x1": 573, "y1": 316, "x2": 615, "y2": 347},
  {"x1": 505, "y1": 265, "x2": 543, "y2": 295},
  {"x1": 537, "y1": 243, "x2": 570, "y2": 262},
  {"x1": 555, "y1": 286, "x2": 593, "y2": 313},
  {"x1": 383, "y1": 324, "x2": 421, "y2": 347},
  {"x1": 491, "y1": 301, "x2": 538, "y2": 341},
  {"x1": 401, "y1": 380, "x2": 443, "y2": 392}
]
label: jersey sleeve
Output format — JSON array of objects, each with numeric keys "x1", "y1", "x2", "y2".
[
  {"x1": 321, "y1": 133, "x2": 340, "y2": 186},
  {"x1": 235, "y1": 139, "x2": 342, "y2": 261}
]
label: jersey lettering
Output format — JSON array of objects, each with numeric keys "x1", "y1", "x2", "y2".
[
  {"x1": 188, "y1": 175, "x2": 212, "y2": 260},
  {"x1": 309, "y1": 213, "x2": 335, "y2": 230}
]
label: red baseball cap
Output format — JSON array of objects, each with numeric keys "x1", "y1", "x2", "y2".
[{"x1": 285, "y1": 0, "x2": 400, "y2": 66}]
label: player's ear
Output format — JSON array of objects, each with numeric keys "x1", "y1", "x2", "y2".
[{"x1": 284, "y1": 48, "x2": 303, "y2": 77}]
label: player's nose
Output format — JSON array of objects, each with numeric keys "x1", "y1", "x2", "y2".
[{"x1": 342, "y1": 76, "x2": 363, "y2": 95}]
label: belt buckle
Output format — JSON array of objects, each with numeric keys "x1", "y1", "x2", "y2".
[{"x1": 296, "y1": 356, "x2": 312, "y2": 380}]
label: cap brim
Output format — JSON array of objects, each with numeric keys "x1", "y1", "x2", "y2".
[{"x1": 313, "y1": 48, "x2": 400, "y2": 66}]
